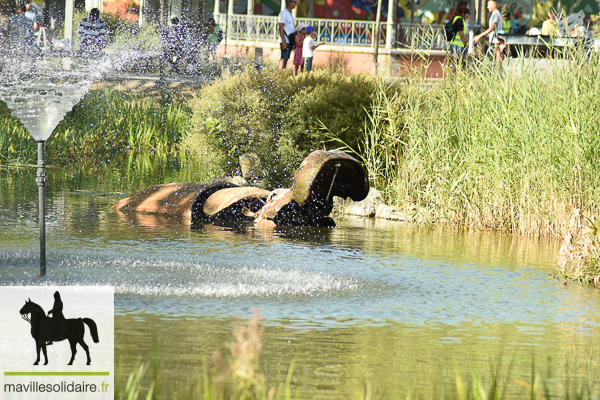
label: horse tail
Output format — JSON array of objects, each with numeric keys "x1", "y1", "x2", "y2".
[{"x1": 82, "y1": 318, "x2": 99, "y2": 343}]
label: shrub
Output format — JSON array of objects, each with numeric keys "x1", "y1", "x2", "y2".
[{"x1": 184, "y1": 69, "x2": 398, "y2": 188}]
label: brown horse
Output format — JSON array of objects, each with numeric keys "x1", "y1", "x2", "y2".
[{"x1": 20, "y1": 299, "x2": 99, "y2": 365}]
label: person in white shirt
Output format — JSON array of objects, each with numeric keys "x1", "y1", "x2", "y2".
[
  {"x1": 473, "y1": 0, "x2": 502, "y2": 62},
  {"x1": 26, "y1": 0, "x2": 44, "y2": 24},
  {"x1": 278, "y1": 0, "x2": 296, "y2": 71},
  {"x1": 302, "y1": 26, "x2": 322, "y2": 73},
  {"x1": 24, "y1": 2, "x2": 37, "y2": 28}
]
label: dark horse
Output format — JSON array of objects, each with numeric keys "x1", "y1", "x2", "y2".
[{"x1": 20, "y1": 299, "x2": 99, "y2": 365}]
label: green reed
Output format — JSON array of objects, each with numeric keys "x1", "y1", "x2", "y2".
[
  {"x1": 115, "y1": 313, "x2": 296, "y2": 400},
  {"x1": 0, "y1": 101, "x2": 38, "y2": 164},
  {"x1": 52, "y1": 89, "x2": 191, "y2": 161},
  {"x1": 115, "y1": 358, "x2": 598, "y2": 400},
  {"x1": 0, "y1": 88, "x2": 192, "y2": 167},
  {"x1": 345, "y1": 48, "x2": 600, "y2": 238}
]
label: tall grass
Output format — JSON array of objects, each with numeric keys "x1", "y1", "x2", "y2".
[
  {"x1": 0, "y1": 89, "x2": 192, "y2": 167},
  {"x1": 115, "y1": 312, "x2": 297, "y2": 400},
  {"x1": 333, "y1": 49, "x2": 600, "y2": 238}
]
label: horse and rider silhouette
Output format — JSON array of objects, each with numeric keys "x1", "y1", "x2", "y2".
[{"x1": 19, "y1": 291, "x2": 99, "y2": 366}]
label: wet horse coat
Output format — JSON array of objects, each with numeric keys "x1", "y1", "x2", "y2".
[{"x1": 111, "y1": 150, "x2": 369, "y2": 228}]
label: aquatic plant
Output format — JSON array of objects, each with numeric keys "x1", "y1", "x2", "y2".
[
  {"x1": 0, "y1": 101, "x2": 36, "y2": 164},
  {"x1": 556, "y1": 209, "x2": 600, "y2": 287},
  {"x1": 114, "y1": 313, "x2": 599, "y2": 399},
  {"x1": 0, "y1": 89, "x2": 192, "y2": 167},
  {"x1": 330, "y1": 50, "x2": 600, "y2": 238}
]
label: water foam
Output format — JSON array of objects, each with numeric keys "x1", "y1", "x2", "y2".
[{"x1": 0, "y1": 251, "x2": 361, "y2": 299}]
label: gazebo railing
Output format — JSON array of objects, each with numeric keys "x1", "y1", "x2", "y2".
[
  {"x1": 216, "y1": 14, "x2": 448, "y2": 50},
  {"x1": 296, "y1": 18, "x2": 377, "y2": 46},
  {"x1": 395, "y1": 23, "x2": 447, "y2": 50}
]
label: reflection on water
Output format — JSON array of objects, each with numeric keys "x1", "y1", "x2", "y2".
[
  {"x1": 2, "y1": 165, "x2": 600, "y2": 398},
  {"x1": 115, "y1": 314, "x2": 600, "y2": 398}
]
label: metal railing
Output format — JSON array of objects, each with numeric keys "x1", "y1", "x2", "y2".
[
  {"x1": 396, "y1": 23, "x2": 448, "y2": 50},
  {"x1": 215, "y1": 14, "x2": 448, "y2": 50}
]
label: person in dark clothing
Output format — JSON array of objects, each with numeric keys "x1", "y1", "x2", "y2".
[
  {"x1": 7, "y1": 5, "x2": 35, "y2": 50},
  {"x1": 448, "y1": 1, "x2": 469, "y2": 66},
  {"x1": 77, "y1": 8, "x2": 106, "y2": 54},
  {"x1": 46, "y1": 291, "x2": 65, "y2": 345},
  {"x1": 160, "y1": 17, "x2": 190, "y2": 73}
]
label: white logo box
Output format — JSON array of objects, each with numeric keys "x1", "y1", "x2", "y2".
[{"x1": 0, "y1": 286, "x2": 114, "y2": 400}]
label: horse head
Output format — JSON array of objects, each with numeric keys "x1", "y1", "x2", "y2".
[
  {"x1": 20, "y1": 299, "x2": 44, "y2": 323},
  {"x1": 200, "y1": 150, "x2": 369, "y2": 228}
]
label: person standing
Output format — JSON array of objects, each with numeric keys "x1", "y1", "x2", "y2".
[
  {"x1": 292, "y1": 23, "x2": 307, "y2": 76},
  {"x1": 501, "y1": 12, "x2": 511, "y2": 33},
  {"x1": 24, "y1": 1, "x2": 38, "y2": 27},
  {"x1": 303, "y1": 26, "x2": 322, "y2": 73},
  {"x1": 449, "y1": 1, "x2": 469, "y2": 67},
  {"x1": 160, "y1": 17, "x2": 188, "y2": 73},
  {"x1": 77, "y1": 8, "x2": 107, "y2": 54},
  {"x1": 206, "y1": 18, "x2": 222, "y2": 62},
  {"x1": 541, "y1": 12, "x2": 561, "y2": 36},
  {"x1": 26, "y1": 0, "x2": 44, "y2": 24},
  {"x1": 8, "y1": 5, "x2": 35, "y2": 49},
  {"x1": 278, "y1": 0, "x2": 296, "y2": 71},
  {"x1": 473, "y1": 0, "x2": 502, "y2": 62}
]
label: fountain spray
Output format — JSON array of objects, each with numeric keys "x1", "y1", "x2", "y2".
[{"x1": 0, "y1": 45, "x2": 138, "y2": 275}]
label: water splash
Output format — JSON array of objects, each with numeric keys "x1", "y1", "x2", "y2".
[
  {"x1": 0, "y1": 251, "x2": 362, "y2": 299},
  {"x1": 0, "y1": 45, "x2": 154, "y2": 141}
]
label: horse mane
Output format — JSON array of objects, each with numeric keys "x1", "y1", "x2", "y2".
[{"x1": 26, "y1": 301, "x2": 45, "y2": 315}]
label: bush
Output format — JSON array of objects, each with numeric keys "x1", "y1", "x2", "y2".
[{"x1": 184, "y1": 69, "x2": 400, "y2": 188}]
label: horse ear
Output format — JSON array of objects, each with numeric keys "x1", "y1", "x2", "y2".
[{"x1": 28, "y1": 298, "x2": 31, "y2": 302}]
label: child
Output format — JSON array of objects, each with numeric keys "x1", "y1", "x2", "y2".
[
  {"x1": 292, "y1": 23, "x2": 307, "y2": 76},
  {"x1": 302, "y1": 26, "x2": 322, "y2": 73}
]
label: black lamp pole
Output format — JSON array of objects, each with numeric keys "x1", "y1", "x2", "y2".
[{"x1": 36, "y1": 141, "x2": 47, "y2": 277}]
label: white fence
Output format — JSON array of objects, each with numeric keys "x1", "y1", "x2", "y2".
[{"x1": 215, "y1": 14, "x2": 448, "y2": 50}]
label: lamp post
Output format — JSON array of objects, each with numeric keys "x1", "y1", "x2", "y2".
[{"x1": 373, "y1": 0, "x2": 383, "y2": 72}]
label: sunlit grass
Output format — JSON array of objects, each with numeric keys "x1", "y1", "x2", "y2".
[
  {"x1": 327, "y1": 48, "x2": 600, "y2": 239},
  {"x1": 0, "y1": 88, "x2": 192, "y2": 168}
]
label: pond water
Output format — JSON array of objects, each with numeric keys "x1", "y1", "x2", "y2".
[{"x1": 1, "y1": 164, "x2": 600, "y2": 398}]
